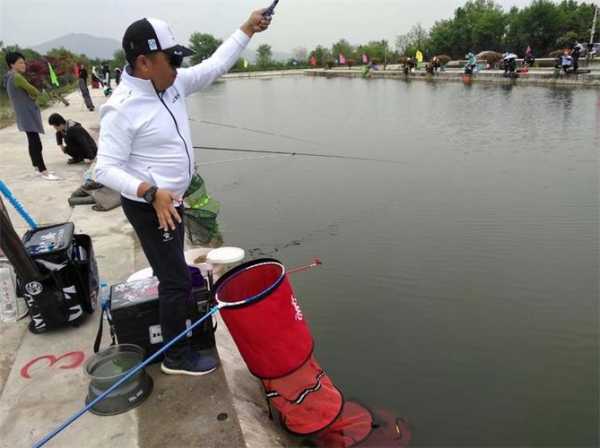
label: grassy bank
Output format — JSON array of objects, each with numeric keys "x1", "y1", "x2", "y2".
[{"x1": 0, "y1": 92, "x2": 13, "y2": 129}]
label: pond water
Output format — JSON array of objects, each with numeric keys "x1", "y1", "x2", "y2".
[{"x1": 188, "y1": 77, "x2": 598, "y2": 447}]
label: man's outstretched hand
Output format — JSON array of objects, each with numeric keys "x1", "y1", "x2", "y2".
[{"x1": 241, "y1": 9, "x2": 272, "y2": 37}]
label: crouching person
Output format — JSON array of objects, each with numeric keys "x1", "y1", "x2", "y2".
[{"x1": 48, "y1": 113, "x2": 97, "y2": 164}]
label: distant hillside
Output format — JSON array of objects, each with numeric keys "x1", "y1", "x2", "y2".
[
  {"x1": 32, "y1": 33, "x2": 121, "y2": 60},
  {"x1": 32, "y1": 33, "x2": 292, "y2": 63}
]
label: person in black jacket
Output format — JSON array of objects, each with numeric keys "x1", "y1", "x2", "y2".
[
  {"x1": 571, "y1": 41, "x2": 585, "y2": 73},
  {"x1": 48, "y1": 113, "x2": 97, "y2": 164}
]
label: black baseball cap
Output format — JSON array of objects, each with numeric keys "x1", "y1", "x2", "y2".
[{"x1": 122, "y1": 18, "x2": 194, "y2": 64}]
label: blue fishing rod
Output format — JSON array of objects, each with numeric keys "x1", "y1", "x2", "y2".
[
  {"x1": 33, "y1": 305, "x2": 222, "y2": 448},
  {"x1": 0, "y1": 180, "x2": 38, "y2": 229}
]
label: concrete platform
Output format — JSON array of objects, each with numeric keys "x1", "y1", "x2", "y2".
[
  {"x1": 0, "y1": 88, "x2": 293, "y2": 447},
  {"x1": 305, "y1": 67, "x2": 600, "y2": 87}
]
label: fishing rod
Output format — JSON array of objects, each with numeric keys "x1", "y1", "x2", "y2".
[
  {"x1": 193, "y1": 119, "x2": 320, "y2": 146},
  {"x1": 0, "y1": 181, "x2": 38, "y2": 229},
  {"x1": 193, "y1": 145, "x2": 408, "y2": 165},
  {"x1": 263, "y1": 0, "x2": 279, "y2": 16}
]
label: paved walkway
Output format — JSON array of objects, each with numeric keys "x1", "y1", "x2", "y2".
[{"x1": 0, "y1": 87, "x2": 289, "y2": 447}]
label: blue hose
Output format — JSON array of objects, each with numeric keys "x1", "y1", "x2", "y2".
[
  {"x1": 33, "y1": 304, "x2": 222, "y2": 448},
  {"x1": 0, "y1": 181, "x2": 38, "y2": 229}
]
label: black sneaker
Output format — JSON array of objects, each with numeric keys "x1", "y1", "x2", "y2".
[{"x1": 161, "y1": 350, "x2": 218, "y2": 376}]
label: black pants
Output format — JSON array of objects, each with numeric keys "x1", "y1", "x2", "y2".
[
  {"x1": 79, "y1": 79, "x2": 95, "y2": 111},
  {"x1": 64, "y1": 146, "x2": 87, "y2": 162},
  {"x1": 121, "y1": 197, "x2": 191, "y2": 358},
  {"x1": 25, "y1": 132, "x2": 47, "y2": 172}
]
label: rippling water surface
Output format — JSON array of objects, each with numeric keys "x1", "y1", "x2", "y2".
[{"x1": 188, "y1": 78, "x2": 598, "y2": 446}]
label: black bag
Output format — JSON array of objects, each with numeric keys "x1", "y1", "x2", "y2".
[
  {"x1": 21, "y1": 223, "x2": 99, "y2": 333},
  {"x1": 94, "y1": 276, "x2": 216, "y2": 361}
]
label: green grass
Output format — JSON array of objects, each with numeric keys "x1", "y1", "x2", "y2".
[{"x1": 0, "y1": 92, "x2": 14, "y2": 129}]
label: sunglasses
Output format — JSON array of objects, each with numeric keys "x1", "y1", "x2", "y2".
[{"x1": 168, "y1": 51, "x2": 184, "y2": 68}]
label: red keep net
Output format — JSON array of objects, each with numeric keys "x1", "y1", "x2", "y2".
[
  {"x1": 359, "y1": 409, "x2": 412, "y2": 447},
  {"x1": 262, "y1": 355, "x2": 344, "y2": 436},
  {"x1": 315, "y1": 402, "x2": 412, "y2": 448},
  {"x1": 314, "y1": 401, "x2": 374, "y2": 447},
  {"x1": 215, "y1": 259, "x2": 314, "y2": 379}
]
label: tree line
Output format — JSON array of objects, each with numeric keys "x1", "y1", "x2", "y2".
[
  {"x1": 1, "y1": 0, "x2": 596, "y2": 89},
  {"x1": 401, "y1": 0, "x2": 596, "y2": 59},
  {"x1": 0, "y1": 42, "x2": 118, "y2": 95},
  {"x1": 188, "y1": 0, "x2": 597, "y2": 68}
]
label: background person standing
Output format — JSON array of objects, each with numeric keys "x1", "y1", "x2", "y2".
[{"x1": 3, "y1": 52, "x2": 60, "y2": 181}]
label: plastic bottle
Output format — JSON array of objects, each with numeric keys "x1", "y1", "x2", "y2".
[
  {"x1": 99, "y1": 281, "x2": 110, "y2": 309},
  {"x1": 83, "y1": 167, "x2": 94, "y2": 184},
  {"x1": 0, "y1": 262, "x2": 18, "y2": 322}
]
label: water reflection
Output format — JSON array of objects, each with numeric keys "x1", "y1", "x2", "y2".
[
  {"x1": 546, "y1": 87, "x2": 574, "y2": 124},
  {"x1": 188, "y1": 78, "x2": 598, "y2": 447}
]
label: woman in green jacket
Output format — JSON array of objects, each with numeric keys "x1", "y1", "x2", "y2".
[{"x1": 3, "y1": 52, "x2": 60, "y2": 181}]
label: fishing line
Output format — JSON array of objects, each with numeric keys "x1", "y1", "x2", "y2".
[
  {"x1": 193, "y1": 145, "x2": 408, "y2": 165},
  {"x1": 197, "y1": 153, "x2": 290, "y2": 166},
  {"x1": 191, "y1": 118, "x2": 320, "y2": 146}
]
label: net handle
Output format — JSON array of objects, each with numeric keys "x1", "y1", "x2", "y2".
[{"x1": 215, "y1": 260, "x2": 286, "y2": 308}]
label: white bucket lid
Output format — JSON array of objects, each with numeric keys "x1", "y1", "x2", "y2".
[
  {"x1": 207, "y1": 247, "x2": 245, "y2": 265},
  {"x1": 127, "y1": 267, "x2": 154, "y2": 283}
]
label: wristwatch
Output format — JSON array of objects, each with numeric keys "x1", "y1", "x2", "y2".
[{"x1": 143, "y1": 186, "x2": 158, "y2": 204}]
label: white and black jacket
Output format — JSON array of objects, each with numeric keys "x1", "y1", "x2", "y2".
[{"x1": 95, "y1": 29, "x2": 250, "y2": 202}]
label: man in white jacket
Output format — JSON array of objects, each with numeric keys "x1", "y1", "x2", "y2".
[{"x1": 96, "y1": 11, "x2": 271, "y2": 375}]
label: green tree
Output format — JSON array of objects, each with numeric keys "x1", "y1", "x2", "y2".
[
  {"x1": 396, "y1": 24, "x2": 430, "y2": 57},
  {"x1": 189, "y1": 33, "x2": 223, "y2": 64},
  {"x1": 45, "y1": 47, "x2": 80, "y2": 85},
  {"x1": 0, "y1": 43, "x2": 6, "y2": 90},
  {"x1": 556, "y1": 30, "x2": 580, "y2": 48},
  {"x1": 230, "y1": 58, "x2": 248, "y2": 71},
  {"x1": 428, "y1": 0, "x2": 506, "y2": 57},
  {"x1": 331, "y1": 39, "x2": 354, "y2": 63},
  {"x1": 292, "y1": 47, "x2": 308, "y2": 63},
  {"x1": 310, "y1": 45, "x2": 331, "y2": 66},
  {"x1": 2, "y1": 45, "x2": 42, "y2": 62},
  {"x1": 358, "y1": 41, "x2": 390, "y2": 64},
  {"x1": 504, "y1": 0, "x2": 563, "y2": 55},
  {"x1": 557, "y1": 0, "x2": 596, "y2": 41},
  {"x1": 428, "y1": 19, "x2": 457, "y2": 57},
  {"x1": 112, "y1": 49, "x2": 126, "y2": 69},
  {"x1": 256, "y1": 44, "x2": 273, "y2": 68}
]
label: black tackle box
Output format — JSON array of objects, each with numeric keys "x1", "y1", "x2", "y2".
[{"x1": 109, "y1": 276, "x2": 216, "y2": 361}]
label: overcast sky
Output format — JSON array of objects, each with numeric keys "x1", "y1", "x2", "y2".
[{"x1": 2, "y1": 0, "x2": 536, "y2": 52}]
